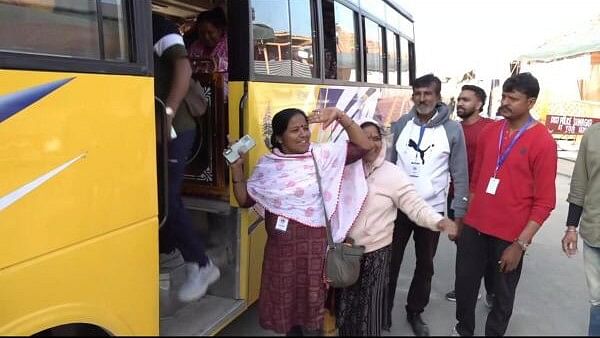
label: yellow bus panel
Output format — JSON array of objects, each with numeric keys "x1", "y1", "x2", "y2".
[
  {"x1": 0, "y1": 69, "x2": 157, "y2": 335},
  {"x1": 0, "y1": 70, "x2": 157, "y2": 269},
  {"x1": 0, "y1": 218, "x2": 157, "y2": 335}
]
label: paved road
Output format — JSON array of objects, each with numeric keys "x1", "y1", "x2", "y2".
[{"x1": 219, "y1": 161, "x2": 588, "y2": 336}]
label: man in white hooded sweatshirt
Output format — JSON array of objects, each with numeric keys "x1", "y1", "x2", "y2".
[{"x1": 386, "y1": 74, "x2": 469, "y2": 336}]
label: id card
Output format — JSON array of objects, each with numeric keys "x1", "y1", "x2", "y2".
[
  {"x1": 409, "y1": 161, "x2": 422, "y2": 177},
  {"x1": 486, "y1": 177, "x2": 500, "y2": 195},
  {"x1": 275, "y1": 216, "x2": 289, "y2": 232}
]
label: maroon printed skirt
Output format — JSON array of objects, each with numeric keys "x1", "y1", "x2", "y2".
[{"x1": 258, "y1": 211, "x2": 328, "y2": 334}]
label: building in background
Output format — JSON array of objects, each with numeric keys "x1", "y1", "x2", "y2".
[{"x1": 514, "y1": 16, "x2": 600, "y2": 149}]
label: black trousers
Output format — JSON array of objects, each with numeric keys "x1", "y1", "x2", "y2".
[
  {"x1": 387, "y1": 210, "x2": 441, "y2": 325},
  {"x1": 455, "y1": 225, "x2": 524, "y2": 336},
  {"x1": 448, "y1": 204, "x2": 494, "y2": 295}
]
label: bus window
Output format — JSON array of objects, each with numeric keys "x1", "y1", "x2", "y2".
[
  {"x1": 101, "y1": 0, "x2": 130, "y2": 61},
  {"x1": 0, "y1": 0, "x2": 131, "y2": 61},
  {"x1": 397, "y1": 12, "x2": 415, "y2": 40},
  {"x1": 323, "y1": 0, "x2": 358, "y2": 82},
  {"x1": 400, "y1": 36, "x2": 410, "y2": 85},
  {"x1": 363, "y1": 18, "x2": 383, "y2": 84},
  {"x1": 290, "y1": 0, "x2": 317, "y2": 78},
  {"x1": 362, "y1": 0, "x2": 385, "y2": 20},
  {"x1": 387, "y1": 31, "x2": 399, "y2": 85},
  {"x1": 0, "y1": 0, "x2": 101, "y2": 58},
  {"x1": 251, "y1": 0, "x2": 317, "y2": 78}
]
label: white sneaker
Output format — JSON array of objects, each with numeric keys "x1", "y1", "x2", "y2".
[
  {"x1": 451, "y1": 324, "x2": 461, "y2": 337},
  {"x1": 160, "y1": 248, "x2": 184, "y2": 270},
  {"x1": 177, "y1": 260, "x2": 221, "y2": 303}
]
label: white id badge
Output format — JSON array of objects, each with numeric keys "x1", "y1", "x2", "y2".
[
  {"x1": 275, "y1": 216, "x2": 289, "y2": 232},
  {"x1": 486, "y1": 177, "x2": 500, "y2": 195},
  {"x1": 409, "y1": 161, "x2": 422, "y2": 177}
]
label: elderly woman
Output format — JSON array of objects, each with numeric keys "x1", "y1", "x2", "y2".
[
  {"x1": 228, "y1": 107, "x2": 373, "y2": 335},
  {"x1": 335, "y1": 120, "x2": 457, "y2": 336}
]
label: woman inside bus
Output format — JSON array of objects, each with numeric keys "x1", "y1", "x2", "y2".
[
  {"x1": 228, "y1": 107, "x2": 374, "y2": 335},
  {"x1": 335, "y1": 120, "x2": 457, "y2": 336},
  {"x1": 187, "y1": 7, "x2": 228, "y2": 95}
]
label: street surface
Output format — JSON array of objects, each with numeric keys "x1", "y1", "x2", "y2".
[{"x1": 219, "y1": 158, "x2": 588, "y2": 336}]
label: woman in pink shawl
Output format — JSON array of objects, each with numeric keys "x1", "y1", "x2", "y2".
[{"x1": 229, "y1": 107, "x2": 374, "y2": 335}]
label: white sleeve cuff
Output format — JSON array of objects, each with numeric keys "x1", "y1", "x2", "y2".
[{"x1": 153, "y1": 33, "x2": 185, "y2": 57}]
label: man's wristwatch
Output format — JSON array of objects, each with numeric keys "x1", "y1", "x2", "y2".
[{"x1": 515, "y1": 239, "x2": 529, "y2": 252}]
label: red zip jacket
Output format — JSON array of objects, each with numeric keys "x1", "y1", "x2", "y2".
[{"x1": 464, "y1": 120, "x2": 557, "y2": 242}]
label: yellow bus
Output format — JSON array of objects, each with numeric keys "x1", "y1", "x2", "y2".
[{"x1": 0, "y1": 0, "x2": 416, "y2": 335}]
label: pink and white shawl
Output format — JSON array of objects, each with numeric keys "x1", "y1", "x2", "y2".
[{"x1": 247, "y1": 141, "x2": 367, "y2": 243}]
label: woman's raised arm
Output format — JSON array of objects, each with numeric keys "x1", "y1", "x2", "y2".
[{"x1": 308, "y1": 107, "x2": 374, "y2": 152}]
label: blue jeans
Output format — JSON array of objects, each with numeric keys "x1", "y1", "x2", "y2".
[
  {"x1": 159, "y1": 129, "x2": 209, "y2": 267},
  {"x1": 584, "y1": 242, "x2": 600, "y2": 336}
]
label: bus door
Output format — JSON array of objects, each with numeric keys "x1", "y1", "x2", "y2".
[{"x1": 151, "y1": 1, "x2": 247, "y2": 336}]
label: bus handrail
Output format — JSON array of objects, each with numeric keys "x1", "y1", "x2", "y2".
[
  {"x1": 238, "y1": 81, "x2": 248, "y2": 139},
  {"x1": 155, "y1": 97, "x2": 169, "y2": 229}
]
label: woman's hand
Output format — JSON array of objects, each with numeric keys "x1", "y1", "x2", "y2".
[
  {"x1": 227, "y1": 135, "x2": 253, "y2": 207},
  {"x1": 226, "y1": 135, "x2": 247, "y2": 172},
  {"x1": 437, "y1": 218, "x2": 458, "y2": 238},
  {"x1": 308, "y1": 107, "x2": 343, "y2": 129}
]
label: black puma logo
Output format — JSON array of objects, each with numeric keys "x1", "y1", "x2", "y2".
[{"x1": 408, "y1": 139, "x2": 433, "y2": 164}]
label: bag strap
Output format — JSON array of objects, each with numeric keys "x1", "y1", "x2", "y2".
[{"x1": 311, "y1": 149, "x2": 334, "y2": 247}]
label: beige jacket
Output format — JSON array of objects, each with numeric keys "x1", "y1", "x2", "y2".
[
  {"x1": 568, "y1": 123, "x2": 600, "y2": 247},
  {"x1": 348, "y1": 143, "x2": 444, "y2": 253}
]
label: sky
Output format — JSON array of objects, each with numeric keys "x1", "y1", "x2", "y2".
[{"x1": 407, "y1": 0, "x2": 600, "y2": 80}]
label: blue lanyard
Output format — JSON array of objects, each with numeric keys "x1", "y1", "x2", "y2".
[
  {"x1": 495, "y1": 118, "x2": 533, "y2": 177},
  {"x1": 417, "y1": 124, "x2": 426, "y2": 147}
]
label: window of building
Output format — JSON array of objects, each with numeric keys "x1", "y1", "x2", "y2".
[
  {"x1": 323, "y1": 0, "x2": 358, "y2": 81},
  {"x1": 251, "y1": 0, "x2": 318, "y2": 78},
  {"x1": 363, "y1": 18, "x2": 383, "y2": 84},
  {"x1": 0, "y1": 0, "x2": 130, "y2": 61}
]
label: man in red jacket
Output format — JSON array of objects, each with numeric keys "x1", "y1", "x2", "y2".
[{"x1": 453, "y1": 73, "x2": 557, "y2": 336}]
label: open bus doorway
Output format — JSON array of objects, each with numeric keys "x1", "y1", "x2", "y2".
[{"x1": 152, "y1": 1, "x2": 243, "y2": 335}]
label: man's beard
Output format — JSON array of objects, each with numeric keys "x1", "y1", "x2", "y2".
[
  {"x1": 415, "y1": 103, "x2": 435, "y2": 116},
  {"x1": 457, "y1": 109, "x2": 476, "y2": 119}
]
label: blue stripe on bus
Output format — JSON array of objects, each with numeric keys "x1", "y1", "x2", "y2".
[{"x1": 0, "y1": 78, "x2": 74, "y2": 124}]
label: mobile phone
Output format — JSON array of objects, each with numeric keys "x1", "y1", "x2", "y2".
[{"x1": 223, "y1": 134, "x2": 256, "y2": 164}]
